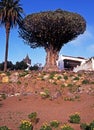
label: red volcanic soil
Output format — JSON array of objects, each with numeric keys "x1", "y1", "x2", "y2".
[{"x1": 0, "y1": 71, "x2": 94, "y2": 130}]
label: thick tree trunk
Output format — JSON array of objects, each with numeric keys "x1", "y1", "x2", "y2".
[
  {"x1": 4, "y1": 22, "x2": 10, "y2": 72},
  {"x1": 43, "y1": 47, "x2": 59, "y2": 72}
]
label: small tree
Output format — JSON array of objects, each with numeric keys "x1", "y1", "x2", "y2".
[
  {"x1": 15, "y1": 61, "x2": 28, "y2": 70},
  {"x1": 0, "y1": 61, "x2": 14, "y2": 71},
  {"x1": 30, "y1": 65, "x2": 39, "y2": 71},
  {"x1": 19, "y1": 9, "x2": 86, "y2": 72}
]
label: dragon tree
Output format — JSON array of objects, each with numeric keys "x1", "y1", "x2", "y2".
[{"x1": 19, "y1": 9, "x2": 86, "y2": 72}]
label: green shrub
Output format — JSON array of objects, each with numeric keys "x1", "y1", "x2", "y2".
[
  {"x1": 57, "y1": 76, "x2": 62, "y2": 80},
  {"x1": 49, "y1": 72, "x2": 55, "y2": 79},
  {"x1": 67, "y1": 84, "x2": 74, "y2": 92},
  {"x1": 73, "y1": 77, "x2": 79, "y2": 80},
  {"x1": 53, "y1": 82, "x2": 57, "y2": 85},
  {"x1": 80, "y1": 121, "x2": 94, "y2": 130},
  {"x1": 0, "y1": 126, "x2": 10, "y2": 130},
  {"x1": 6, "y1": 71, "x2": 11, "y2": 76},
  {"x1": 91, "y1": 81, "x2": 94, "y2": 84},
  {"x1": 64, "y1": 97, "x2": 74, "y2": 101},
  {"x1": 40, "y1": 89, "x2": 50, "y2": 99},
  {"x1": 40, "y1": 123, "x2": 52, "y2": 130},
  {"x1": 82, "y1": 79, "x2": 89, "y2": 84},
  {"x1": 19, "y1": 120, "x2": 33, "y2": 130},
  {"x1": 50, "y1": 120, "x2": 60, "y2": 128},
  {"x1": 75, "y1": 95, "x2": 80, "y2": 100},
  {"x1": 19, "y1": 71, "x2": 29, "y2": 77},
  {"x1": 61, "y1": 84, "x2": 66, "y2": 88},
  {"x1": 89, "y1": 120, "x2": 94, "y2": 130},
  {"x1": 80, "y1": 123, "x2": 89, "y2": 130},
  {"x1": 64, "y1": 75, "x2": 68, "y2": 80},
  {"x1": 1, "y1": 93, "x2": 6, "y2": 99},
  {"x1": 78, "y1": 73, "x2": 82, "y2": 77},
  {"x1": 67, "y1": 84, "x2": 73, "y2": 88},
  {"x1": 30, "y1": 65, "x2": 39, "y2": 71},
  {"x1": 17, "y1": 80, "x2": 21, "y2": 85},
  {"x1": 69, "y1": 112, "x2": 80, "y2": 124},
  {"x1": 28, "y1": 112, "x2": 37, "y2": 123}
]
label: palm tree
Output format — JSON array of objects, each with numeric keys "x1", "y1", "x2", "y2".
[{"x1": 0, "y1": 0, "x2": 24, "y2": 72}]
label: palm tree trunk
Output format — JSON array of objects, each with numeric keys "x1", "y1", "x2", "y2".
[
  {"x1": 4, "y1": 22, "x2": 10, "y2": 72},
  {"x1": 43, "y1": 47, "x2": 59, "y2": 72}
]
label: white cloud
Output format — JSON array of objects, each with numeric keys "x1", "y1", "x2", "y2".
[{"x1": 69, "y1": 25, "x2": 94, "y2": 46}]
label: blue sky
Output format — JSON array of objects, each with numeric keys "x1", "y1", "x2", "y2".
[{"x1": 0, "y1": 0, "x2": 94, "y2": 66}]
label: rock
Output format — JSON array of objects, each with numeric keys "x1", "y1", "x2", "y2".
[
  {"x1": 14, "y1": 72, "x2": 19, "y2": 76},
  {"x1": 2, "y1": 76, "x2": 9, "y2": 83},
  {"x1": 51, "y1": 91, "x2": 62, "y2": 100},
  {"x1": 64, "y1": 83, "x2": 68, "y2": 87},
  {"x1": 25, "y1": 74, "x2": 31, "y2": 78},
  {"x1": 0, "y1": 73, "x2": 6, "y2": 77},
  {"x1": 43, "y1": 74, "x2": 49, "y2": 79},
  {"x1": 14, "y1": 93, "x2": 20, "y2": 96},
  {"x1": 9, "y1": 72, "x2": 19, "y2": 83},
  {"x1": 49, "y1": 79, "x2": 54, "y2": 83}
]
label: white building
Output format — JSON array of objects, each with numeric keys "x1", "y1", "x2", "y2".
[
  {"x1": 57, "y1": 55, "x2": 87, "y2": 71},
  {"x1": 58, "y1": 55, "x2": 94, "y2": 72}
]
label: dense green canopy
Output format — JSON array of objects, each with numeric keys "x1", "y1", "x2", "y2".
[{"x1": 19, "y1": 9, "x2": 86, "y2": 51}]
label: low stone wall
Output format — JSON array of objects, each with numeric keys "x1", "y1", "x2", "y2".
[{"x1": 73, "y1": 58, "x2": 94, "y2": 72}]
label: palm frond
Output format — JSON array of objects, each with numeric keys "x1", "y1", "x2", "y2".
[{"x1": 0, "y1": 0, "x2": 24, "y2": 27}]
